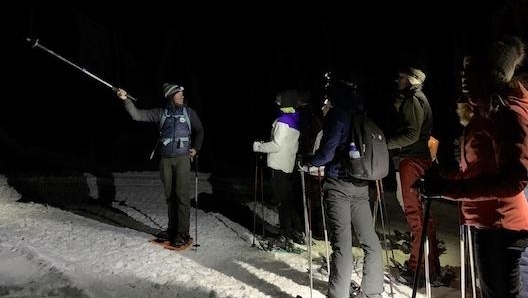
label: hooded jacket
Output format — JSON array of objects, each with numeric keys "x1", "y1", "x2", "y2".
[{"x1": 445, "y1": 81, "x2": 528, "y2": 231}]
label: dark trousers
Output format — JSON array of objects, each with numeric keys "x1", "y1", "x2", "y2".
[
  {"x1": 160, "y1": 155, "x2": 191, "y2": 238},
  {"x1": 474, "y1": 228, "x2": 527, "y2": 298},
  {"x1": 293, "y1": 171, "x2": 325, "y2": 239},
  {"x1": 521, "y1": 246, "x2": 528, "y2": 298},
  {"x1": 271, "y1": 169, "x2": 302, "y2": 235},
  {"x1": 324, "y1": 177, "x2": 383, "y2": 298}
]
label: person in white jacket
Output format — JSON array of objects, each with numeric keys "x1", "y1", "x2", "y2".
[{"x1": 253, "y1": 90, "x2": 304, "y2": 244}]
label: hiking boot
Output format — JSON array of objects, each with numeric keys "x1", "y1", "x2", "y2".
[
  {"x1": 169, "y1": 235, "x2": 186, "y2": 246},
  {"x1": 396, "y1": 266, "x2": 442, "y2": 288},
  {"x1": 182, "y1": 232, "x2": 191, "y2": 242},
  {"x1": 350, "y1": 282, "x2": 361, "y2": 297},
  {"x1": 288, "y1": 231, "x2": 306, "y2": 245},
  {"x1": 269, "y1": 234, "x2": 294, "y2": 249},
  {"x1": 349, "y1": 282, "x2": 383, "y2": 298},
  {"x1": 169, "y1": 232, "x2": 192, "y2": 246},
  {"x1": 397, "y1": 268, "x2": 424, "y2": 288}
]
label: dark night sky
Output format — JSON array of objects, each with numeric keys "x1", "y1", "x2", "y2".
[{"x1": 2, "y1": 1, "x2": 527, "y2": 178}]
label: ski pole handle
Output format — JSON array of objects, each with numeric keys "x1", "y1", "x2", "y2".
[{"x1": 112, "y1": 87, "x2": 138, "y2": 102}]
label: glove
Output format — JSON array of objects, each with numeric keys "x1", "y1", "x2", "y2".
[
  {"x1": 253, "y1": 141, "x2": 262, "y2": 152},
  {"x1": 419, "y1": 167, "x2": 446, "y2": 198},
  {"x1": 309, "y1": 166, "x2": 325, "y2": 176},
  {"x1": 298, "y1": 161, "x2": 310, "y2": 172}
]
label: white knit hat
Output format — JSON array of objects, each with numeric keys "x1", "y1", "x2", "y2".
[{"x1": 403, "y1": 67, "x2": 426, "y2": 85}]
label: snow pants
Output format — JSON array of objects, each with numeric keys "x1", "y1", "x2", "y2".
[
  {"x1": 271, "y1": 169, "x2": 303, "y2": 236},
  {"x1": 324, "y1": 177, "x2": 383, "y2": 298},
  {"x1": 160, "y1": 155, "x2": 191, "y2": 238},
  {"x1": 399, "y1": 157, "x2": 440, "y2": 275}
]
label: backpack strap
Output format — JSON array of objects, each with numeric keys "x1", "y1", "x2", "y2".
[
  {"x1": 159, "y1": 108, "x2": 169, "y2": 130},
  {"x1": 350, "y1": 112, "x2": 366, "y2": 153},
  {"x1": 183, "y1": 107, "x2": 192, "y2": 133}
]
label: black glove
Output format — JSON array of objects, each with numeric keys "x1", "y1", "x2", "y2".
[
  {"x1": 301, "y1": 153, "x2": 314, "y2": 164},
  {"x1": 420, "y1": 166, "x2": 446, "y2": 198}
]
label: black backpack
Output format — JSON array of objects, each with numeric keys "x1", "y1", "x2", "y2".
[{"x1": 343, "y1": 112, "x2": 390, "y2": 181}]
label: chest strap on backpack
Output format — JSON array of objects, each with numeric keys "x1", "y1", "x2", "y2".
[{"x1": 161, "y1": 136, "x2": 190, "y2": 147}]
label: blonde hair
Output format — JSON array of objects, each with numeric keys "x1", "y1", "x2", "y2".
[{"x1": 456, "y1": 102, "x2": 474, "y2": 127}]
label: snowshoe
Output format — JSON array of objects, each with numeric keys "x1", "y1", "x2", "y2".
[
  {"x1": 393, "y1": 229, "x2": 410, "y2": 242},
  {"x1": 259, "y1": 235, "x2": 305, "y2": 254},
  {"x1": 150, "y1": 237, "x2": 193, "y2": 252}
]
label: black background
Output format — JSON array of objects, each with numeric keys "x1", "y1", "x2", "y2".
[{"x1": 2, "y1": 1, "x2": 527, "y2": 179}]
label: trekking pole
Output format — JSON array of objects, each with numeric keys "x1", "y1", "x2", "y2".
[
  {"x1": 252, "y1": 154, "x2": 259, "y2": 247},
  {"x1": 259, "y1": 154, "x2": 265, "y2": 237},
  {"x1": 412, "y1": 194, "x2": 430, "y2": 298},
  {"x1": 460, "y1": 224, "x2": 477, "y2": 298},
  {"x1": 413, "y1": 180, "x2": 438, "y2": 298},
  {"x1": 459, "y1": 224, "x2": 466, "y2": 298},
  {"x1": 317, "y1": 169, "x2": 331, "y2": 276},
  {"x1": 193, "y1": 156, "x2": 200, "y2": 250},
  {"x1": 424, "y1": 236, "x2": 431, "y2": 298},
  {"x1": 26, "y1": 38, "x2": 138, "y2": 102},
  {"x1": 376, "y1": 179, "x2": 394, "y2": 297},
  {"x1": 467, "y1": 226, "x2": 477, "y2": 298},
  {"x1": 379, "y1": 179, "x2": 396, "y2": 262},
  {"x1": 298, "y1": 162, "x2": 313, "y2": 298}
]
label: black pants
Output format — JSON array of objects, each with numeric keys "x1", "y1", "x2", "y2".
[
  {"x1": 271, "y1": 169, "x2": 302, "y2": 235},
  {"x1": 474, "y1": 228, "x2": 528, "y2": 298}
]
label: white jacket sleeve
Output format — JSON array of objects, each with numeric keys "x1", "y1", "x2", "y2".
[{"x1": 256, "y1": 121, "x2": 289, "y2": 153}]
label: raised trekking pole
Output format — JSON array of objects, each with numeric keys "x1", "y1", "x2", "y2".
[
  {"x1": 193, "y1": 156, "x2": 200, "y2": 250},
  {"x1": 298, "y1": 162, "x2": 313, "y2": 298},
  {"x1": 26, "y1": 38, "x2": 138, "y2": 102}
]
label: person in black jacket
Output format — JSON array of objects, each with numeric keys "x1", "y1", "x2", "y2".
[
  {"x1": 116, "y1": 83, "x2": 204, "y2": 246},
  {"x1": 303, "y1": 79, "x2": 383, "y2": 298},
  {"x1": 387, "y1": 67, "x2": 440, "y2": 284}
]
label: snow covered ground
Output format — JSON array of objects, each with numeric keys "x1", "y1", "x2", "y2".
[{"x1": 0, "y1": 171, "x2": 464, "y2": 298}]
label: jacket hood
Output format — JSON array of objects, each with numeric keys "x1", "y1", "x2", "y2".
[{"x1": 505, "y1": 80, "x2": 528, "y2": 120}]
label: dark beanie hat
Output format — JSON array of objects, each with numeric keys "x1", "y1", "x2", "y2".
[
  {"x1": 163, "y1": 83, "x2": 184, "y2": 99},
  {"x1": 275, "y1": 90, "x2": 311, "y2": 107}
]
